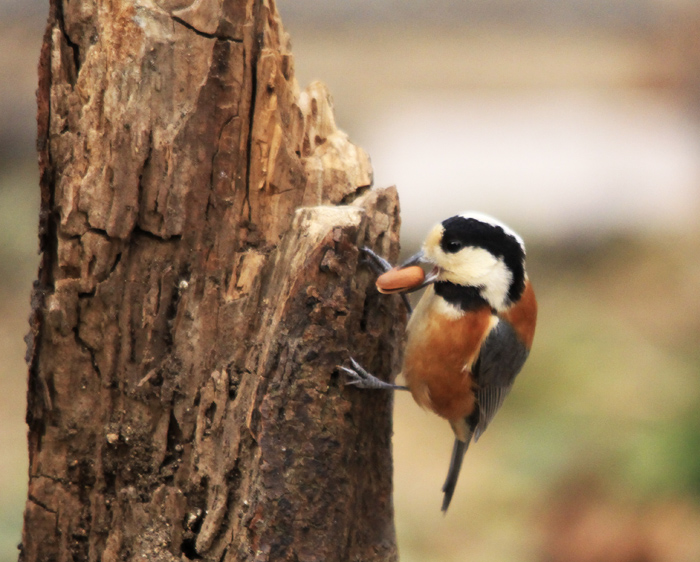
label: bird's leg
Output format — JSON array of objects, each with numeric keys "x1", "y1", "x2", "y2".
[
  {"x1": 359, "y1": 247, "x2": 393, "y2": 274},
  {"x1": 359, "y1": 247, "x2": 413, "y2": 314},
  {"x1": 339, "y1": 357, "x2": 409, "y2": 391}
]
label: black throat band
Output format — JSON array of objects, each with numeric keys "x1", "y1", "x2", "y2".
[{"x1": 434, "y1": 281, "x2": 493, "y2": 312}]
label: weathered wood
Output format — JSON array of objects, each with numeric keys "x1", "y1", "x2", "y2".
[{"x1": 23, "y1": 1, "x2": 403, "y2": 560}]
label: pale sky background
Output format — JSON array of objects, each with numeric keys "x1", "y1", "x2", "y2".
[
  {"x1": 2, "y1": 0, "x2": 700, "y2": 242},
  {"x1": 277, "y1": 0, "x2": 700, "y2": 242},
  {"x1": 365, "y1": 90, "x2": 700, "y2": 239}
]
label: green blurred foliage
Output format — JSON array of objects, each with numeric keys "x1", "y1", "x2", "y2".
[{"x1": 0, "y1": 162, "x2": 39, "y2": 562}]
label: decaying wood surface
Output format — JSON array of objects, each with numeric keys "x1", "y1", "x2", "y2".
[{"x1": 23, "y1": 1, "x2": 405, "y2": 560}]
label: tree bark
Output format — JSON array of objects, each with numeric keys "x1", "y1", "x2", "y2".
[{"x1": 23, "y1": 1, "x2": 404, "y2": 560}]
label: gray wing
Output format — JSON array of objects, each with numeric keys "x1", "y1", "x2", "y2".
[{"x1": 473, "y1": 319, "x2": 529, "y2": 441}]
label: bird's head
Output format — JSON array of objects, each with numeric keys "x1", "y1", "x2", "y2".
[{"x1": 400, "y1": 212, "x2": 527, "y2": 312}]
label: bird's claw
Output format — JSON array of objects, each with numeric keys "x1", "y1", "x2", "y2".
[
  {"x1": 359, "y1": 247, "x2": 393, "y2": 275},
  {"x1": 338, "y1": 358, "x2": 375, "y2": 388},
  {"x1": 338, "y1": 365, "x2": 366, "y2": 387},
  {"x1": 339, "y1": 358, "x2": 408, "y2": 391}
]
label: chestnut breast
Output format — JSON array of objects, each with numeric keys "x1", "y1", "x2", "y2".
[{"x1": 401, "y1": 286, "x2": 495, "y2": 422}]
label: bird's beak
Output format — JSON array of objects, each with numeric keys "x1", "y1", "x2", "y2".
[
  {"x1": 375, "y1": 250, "x2": 439, "y2": 294},
  {"x1": 399, "y1": 250, "x2": 425, "y2": 268}
]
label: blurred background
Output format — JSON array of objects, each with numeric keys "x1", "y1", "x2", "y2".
[{"x1": 2, "y1": 1, "x2": 700, "y2": 560}]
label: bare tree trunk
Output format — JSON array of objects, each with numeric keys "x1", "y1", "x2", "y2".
[{"x1": 23, "y1": 1, "x2": 404, "y2": 560}]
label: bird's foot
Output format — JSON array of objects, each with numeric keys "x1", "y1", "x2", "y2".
[
  {"x1": 339, "y1": 357, "x2": 408, "y2": 391},
  {"x1": 359, "y1": 247, "x2": 393, "y2": 275}
]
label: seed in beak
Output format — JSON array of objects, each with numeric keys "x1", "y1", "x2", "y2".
[{"x1": 375, "y1": 265, "x2": 426, "y2": 294}]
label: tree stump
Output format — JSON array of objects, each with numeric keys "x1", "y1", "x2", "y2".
[{"x1": 23, "y1": 1, "x2": 404, "y2": 560}]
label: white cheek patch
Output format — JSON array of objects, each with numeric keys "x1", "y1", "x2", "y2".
[
  {"x1": 439, "y1": 247, "x2": 513, "y2": 310},
  {"x1": 441, "y1": 247, "x2": 497, "y2": 282},
  {"x1": 479, "y1": 257, "x2": 513, "y2": 311}
]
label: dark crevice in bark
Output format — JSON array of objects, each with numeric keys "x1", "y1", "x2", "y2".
[
  {"x1": 339, "y1": 183, "x2": 372, "y2": 205},
  {"x1": 206, "y1": 115, "x2": 236, "y2": 221},
  {"x1": 161, "y1": 410, "x2": 184, "y2": 483},
  {"x1": 171, "y1": 15, "x2": 243, "y2": 43},
  {"x1": 28, "y1": 494, "x2": 58, "y2": 514},
  {"x1": 132, "y1": 225, "x2": 182, "y2": 243},
  {"x1": 242, "y1": 6, "x2": 262, "y2": 224},
  {"x1": 28, "y1": 22, "x2": 59, "y2": 424},
  {"x1": 109, "y1": 251, "x2": 123, "y2": 276},
  {"x1": 181, "y1": 539, "x2": 203, "y2": 560},
  {"x1": 136, "y1": 129, "x2": 156, "y2": 232},
  {"x1": 31, "y1": 472, "x2": 67, "y2": 485},
  {"x1": 54, "y1": 0, "x2": 81, "y2": 83},
  {"x1": 25, "y1": 282, "x2": 50, "y2": 424},
  {"x1": 84, "y1": 225, "x2": 110, "y2": 239},
  {"x1": 73, "y1": 319, "x2": 101, "y2": 381}
]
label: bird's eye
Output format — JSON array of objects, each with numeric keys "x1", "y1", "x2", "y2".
[{"x1": 445, "y1": 240, "x2": 463, "y2": 252}]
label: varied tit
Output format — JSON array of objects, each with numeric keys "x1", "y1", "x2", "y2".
[{"x1": 341, "y1": 212, "x2": 537, "y2": 512}]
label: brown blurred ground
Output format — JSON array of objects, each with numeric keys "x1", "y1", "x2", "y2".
[{"x1": 2, "y1": 1, "x2": 700, "y2": 560}]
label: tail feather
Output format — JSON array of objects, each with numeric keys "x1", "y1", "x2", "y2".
[{"x1": 441, "y1": 435, "x2": 471, "y2": 512}]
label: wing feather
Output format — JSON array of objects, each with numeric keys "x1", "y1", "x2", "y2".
[{"x1": 472, "y1": 319, "x2": 529, "y2": 441}]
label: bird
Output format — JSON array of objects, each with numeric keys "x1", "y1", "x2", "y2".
[{"x1": 341, "y1": 212, "x2": 538, "y2": 512}]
